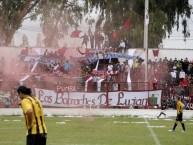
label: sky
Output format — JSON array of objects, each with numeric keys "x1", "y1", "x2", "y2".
[
  {"x1": 159, "y1": 0, "x2": 193, "y2": 49},
  {"x1": 14, "y1": 0, "x2": 193, "y2": 49},
  {"x1": 162, "y1": 16, "x2": 193, "y2": 49}
]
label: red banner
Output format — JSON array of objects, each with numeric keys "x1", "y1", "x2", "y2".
[{"x1": 152, "y1": 50, "x2": 159, "y2": 57}]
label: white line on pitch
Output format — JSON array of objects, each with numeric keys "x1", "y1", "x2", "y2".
[
  {"x1": 144, "y1": 118, "x2": 161, "y2": 145},
  {"x1": 0, "y1": 141, "x2": 23, "y2": 144}
]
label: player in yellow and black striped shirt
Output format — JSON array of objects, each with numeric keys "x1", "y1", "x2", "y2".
[
  {"x1": 169, "y1": 96, "x2": 186, "y2": 132},
  {"x1": 17, "y1": 86, "x2": 47, "y2": 145}
]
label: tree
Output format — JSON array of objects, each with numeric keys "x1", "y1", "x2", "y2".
[
  {"x1": 85, "y1": 0, "x2": 192, "y2": 48},
  {"x1": 0, "y1": 0, "x2": 84, "y2": 47},
  {"x1": 0, "y1": 0, "x2": 41, "y2": 46},
  {"x1": 35, "y1": 0, "x2": 84, "y2": 47},
  {"x1": 1, "y1": 0, "x2": 191, "y2": 48}
]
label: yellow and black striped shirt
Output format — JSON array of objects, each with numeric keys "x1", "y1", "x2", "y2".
[
  {"x1": 21, "y1": 96, "x2": 47, "y2": 135},
  {"x1": 176, "y1": 100, "x2": 184, "y2": 114}
]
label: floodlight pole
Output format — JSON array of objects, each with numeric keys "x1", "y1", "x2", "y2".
[{"x1": 144, "y1": 0, "x2": 149, "y2": 85}]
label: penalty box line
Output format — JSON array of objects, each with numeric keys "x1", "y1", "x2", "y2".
[{"x1": 144, "y1": 118, "x2": 161, "y2": 145}]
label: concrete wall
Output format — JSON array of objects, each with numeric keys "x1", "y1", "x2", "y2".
[
  {"x1": 133, "y1": 48, "x2": 193, "y2": 62},
  {"x1": 0, "y1": 108, "x2": 193, "y2": 119}
]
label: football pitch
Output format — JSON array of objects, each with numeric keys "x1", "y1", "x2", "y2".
[{"x1": 0, "y1": 115, "x2": 193, "y2": 145}]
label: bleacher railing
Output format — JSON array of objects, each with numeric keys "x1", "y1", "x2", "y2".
[{"x1": 1, "y1": 80, "x2": 192, "y2": 109}]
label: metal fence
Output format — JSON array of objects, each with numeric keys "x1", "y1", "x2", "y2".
[
  {"x1": 2, "y1": 80, "x2": 193, "y2": 109},
  {"x1": 0, "y1": 80, "x2": 153, "y2": 108}
]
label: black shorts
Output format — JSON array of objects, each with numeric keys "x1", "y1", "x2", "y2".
[
  {"x1": 27, "y1": 134, "x2": 47, "y2": 145},
  {"x1": 176, "y1": 113, "x2": 183, "y2": 121}
]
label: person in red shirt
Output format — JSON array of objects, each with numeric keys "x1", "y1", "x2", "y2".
[
  {"x1": 180, "y1": 76, "x2": 189, "y2": 96},
  {"x1": 180, "y1": 77, "x2": 189, "y2": 87}
]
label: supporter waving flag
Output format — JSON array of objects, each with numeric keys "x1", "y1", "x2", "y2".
[{"x1": 70, "y1": 30, "x2": 81, "y2": 38}]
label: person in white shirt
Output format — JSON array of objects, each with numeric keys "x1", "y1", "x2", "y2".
[
  {"x1": 171, "y1": 66, "x2": 177, "y2": 78},
  {"x1": 108, "y1": 63, "x2": 113, "y2": 71},
  {"x1": 118, "y1": 40, "x2": 125, "y2": 53},
  {"x1": 93, "y1": 74, "x2": 100, "y2": 91},
  {"x1": 179, "y1": 69, "x2": 185, "y2": 80}
]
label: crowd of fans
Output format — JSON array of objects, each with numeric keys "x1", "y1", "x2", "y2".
[
  {"x1": 1, "y1": 46, "x2": 193, "y2": 109},
  {"x1": 146, "y1": 57, "x2": 193, "y2": 109}
]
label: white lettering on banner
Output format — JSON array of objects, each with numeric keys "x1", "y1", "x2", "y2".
[
  {"x1": 187, "y1": 103, "x2": 193, "y2": 109},
  {"x1": 34, "y1": 88, "x2": 162, "y2": 107},
  {"x1": 56, "y1": 85, "x2": 76, "y2": 92}
]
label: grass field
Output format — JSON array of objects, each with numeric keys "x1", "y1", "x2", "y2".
[{"x1": 0, "y1": 115, "x2": 193, "y2": 145}]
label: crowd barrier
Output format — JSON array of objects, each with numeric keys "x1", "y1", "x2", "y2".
[
  {"x1": 1, "y1": 80, "x2": 193, "y2": 109},
  {"x1": 0, "y1": 80, "x2": 163, "y2": 108}
]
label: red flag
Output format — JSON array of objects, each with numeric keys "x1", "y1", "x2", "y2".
[
  {"x1": 76, "y1": 47, "x2": 86, "y2": 55},
  {"x1": 70, "y1": 30, "x2": 81, "y2": 38},
  {"x1": 153, "y1": 50, "x2": 159, "y2": 57},
  {"x1": 124, "y1": 18, "x2": 130, "y2": 29}
]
